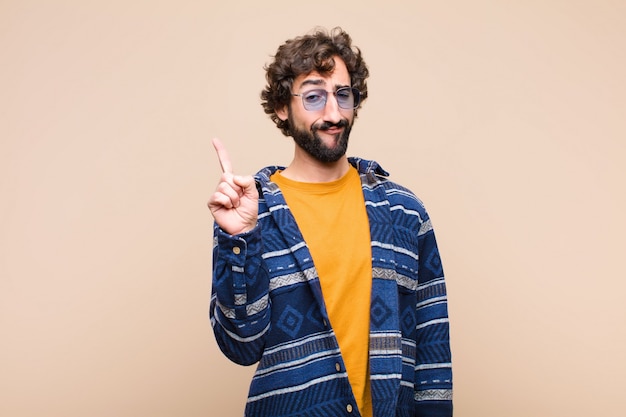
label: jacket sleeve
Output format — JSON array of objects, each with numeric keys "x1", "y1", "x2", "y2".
[
  {"x1": 209, "y1": 223, "x2": 271, "y2": 366},
  {"x1": 414, "y1": 215, "x2": 453, "y2": 417}
]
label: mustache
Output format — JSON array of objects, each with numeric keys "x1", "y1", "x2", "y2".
[{"x1": 313, "y1": 119, "x2": 349, "y2": 131}]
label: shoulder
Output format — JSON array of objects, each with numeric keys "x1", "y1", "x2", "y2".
[{"x1": 349, "y1": 156, "x2": 427, "y2": 210}]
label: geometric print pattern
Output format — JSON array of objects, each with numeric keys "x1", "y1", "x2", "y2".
[
  {"x1": 276, "y1": 304, "x2": 303, "y2": 338},
  {"x1": 370, "y1": 295, "x2": 393, "y2": 328},
  {"x1": 414, "y1": 389, "x2": 453, "y2": 401},
  {"x1": 210, "y1": 157, "x2": 453, "y2": 416}
]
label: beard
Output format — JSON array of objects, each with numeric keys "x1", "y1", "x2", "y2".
[{"x1": 289, "y1": 113, "x2": 352, "y2": 163}]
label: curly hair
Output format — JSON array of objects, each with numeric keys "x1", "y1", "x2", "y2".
[{"x1": 260, "y1": 27, "x2": 370, "y2": 136}]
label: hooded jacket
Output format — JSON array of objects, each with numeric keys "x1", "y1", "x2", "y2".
[{"x1": 210, "y1": 158, "x2": 453, "y2": 417}]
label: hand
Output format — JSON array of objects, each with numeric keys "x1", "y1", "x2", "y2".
[{"x1": 207, "y1": 138, "x2": 259, "y2": 235}]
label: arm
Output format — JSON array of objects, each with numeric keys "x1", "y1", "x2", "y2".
[
  {"x1": 210, "y1": 224, "x2": 270, "y2": 365},
  {"x1": 207, "y1": 138, "x2": 269, "y2": 365},
  {"x1": 414, "y1": 215, "x2": 453, "y2": 416}
]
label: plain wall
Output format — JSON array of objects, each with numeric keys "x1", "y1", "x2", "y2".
[{"x1": 1, "y1": 1, "x2": 625, "y2": 416}]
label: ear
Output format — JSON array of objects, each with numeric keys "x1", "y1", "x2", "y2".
[{"x1": 276, "y1": 105, "x2": 288, "y2": 121}]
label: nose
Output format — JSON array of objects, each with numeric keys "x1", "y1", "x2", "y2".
[{"x1": 322, "y1": 93, "x2": 343, "y2": 124}]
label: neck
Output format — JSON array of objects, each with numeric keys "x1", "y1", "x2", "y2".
[{"x1": 280, "y1": 152, "x2": 350, "y2": 183}]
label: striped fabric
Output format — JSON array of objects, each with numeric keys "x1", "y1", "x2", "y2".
[{"x1": 210, "y1": 158, "x2": 452, "y2": 417}]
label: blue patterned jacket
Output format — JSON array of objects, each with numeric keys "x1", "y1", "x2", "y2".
[{"x1": 210, "y1": 158, "x2": 452, "y2": 417}]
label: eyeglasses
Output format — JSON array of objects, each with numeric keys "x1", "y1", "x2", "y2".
[{"x1": 292, "y1": 87, "x2": 361, "y2": 111}]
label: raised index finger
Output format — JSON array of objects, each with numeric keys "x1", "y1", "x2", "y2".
[{"x1": 212, "y1": 138, "x2": 233, "y2": 174}]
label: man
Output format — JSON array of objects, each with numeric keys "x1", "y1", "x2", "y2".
[{"x1": 208, "y1": 27, "x2": 452, "y2": 417}]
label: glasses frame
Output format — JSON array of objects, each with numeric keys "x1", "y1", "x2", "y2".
[{"x1": 292, "y1": 86, "x2": 361, "y2": 111}]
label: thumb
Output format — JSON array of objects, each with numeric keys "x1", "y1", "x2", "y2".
[{"x1": 233, "y1": 175, "x2": 257, "y2": 194}]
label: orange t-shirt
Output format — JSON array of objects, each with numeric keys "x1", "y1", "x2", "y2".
[{"x1": 272, "y1": 167, "x2": 373, "y2": 417}]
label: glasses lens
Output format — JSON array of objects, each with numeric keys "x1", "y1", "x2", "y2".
[
  {"x1": 336, "y1": 87, "x2": 360, "y2": 109},
  {"x1": 298, "y1": 87, "x2": 361, "y2": 111},
  {"x1": 302, "y1": 89, "x2": 327, "y2": 111}
]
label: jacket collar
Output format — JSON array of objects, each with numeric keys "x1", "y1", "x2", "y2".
[{"x1": 254, "y1": 157, "x2": 389, "y2": 186}]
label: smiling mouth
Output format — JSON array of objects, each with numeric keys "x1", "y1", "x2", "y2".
[
  {"x1": 322, "y1": 126, "x2": 343, "y2": 134},
  {"x1": 315, "y1": 119, "x2": 349, "y2": 134}
]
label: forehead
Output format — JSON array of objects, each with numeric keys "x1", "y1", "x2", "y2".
[{"x1": 292, "y1": 57, "x2": 351, "y2": 90}]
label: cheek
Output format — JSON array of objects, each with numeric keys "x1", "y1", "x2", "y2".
[
  {"x1": 341, "y1": 110, "x2": 355, "y2": 123},
  {"x1": 297, "y1": 114, "x2": 322, "y2": 129}
]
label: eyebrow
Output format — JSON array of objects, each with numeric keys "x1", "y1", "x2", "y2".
[
  {"x1": 300, "y1": 79, "x2": 325, "y2": 88},
  {"x1": 297, "y1": 79, "x2": 350, "y2": 90}
]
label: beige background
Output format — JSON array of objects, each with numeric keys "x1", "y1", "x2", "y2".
[{"x1": 1, "y1": 1, "x2": 625, "y2": 416}]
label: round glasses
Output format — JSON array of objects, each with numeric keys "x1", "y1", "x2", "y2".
[{"x1": 292, "y1": 87, "x2": 361, "y2": 111}]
